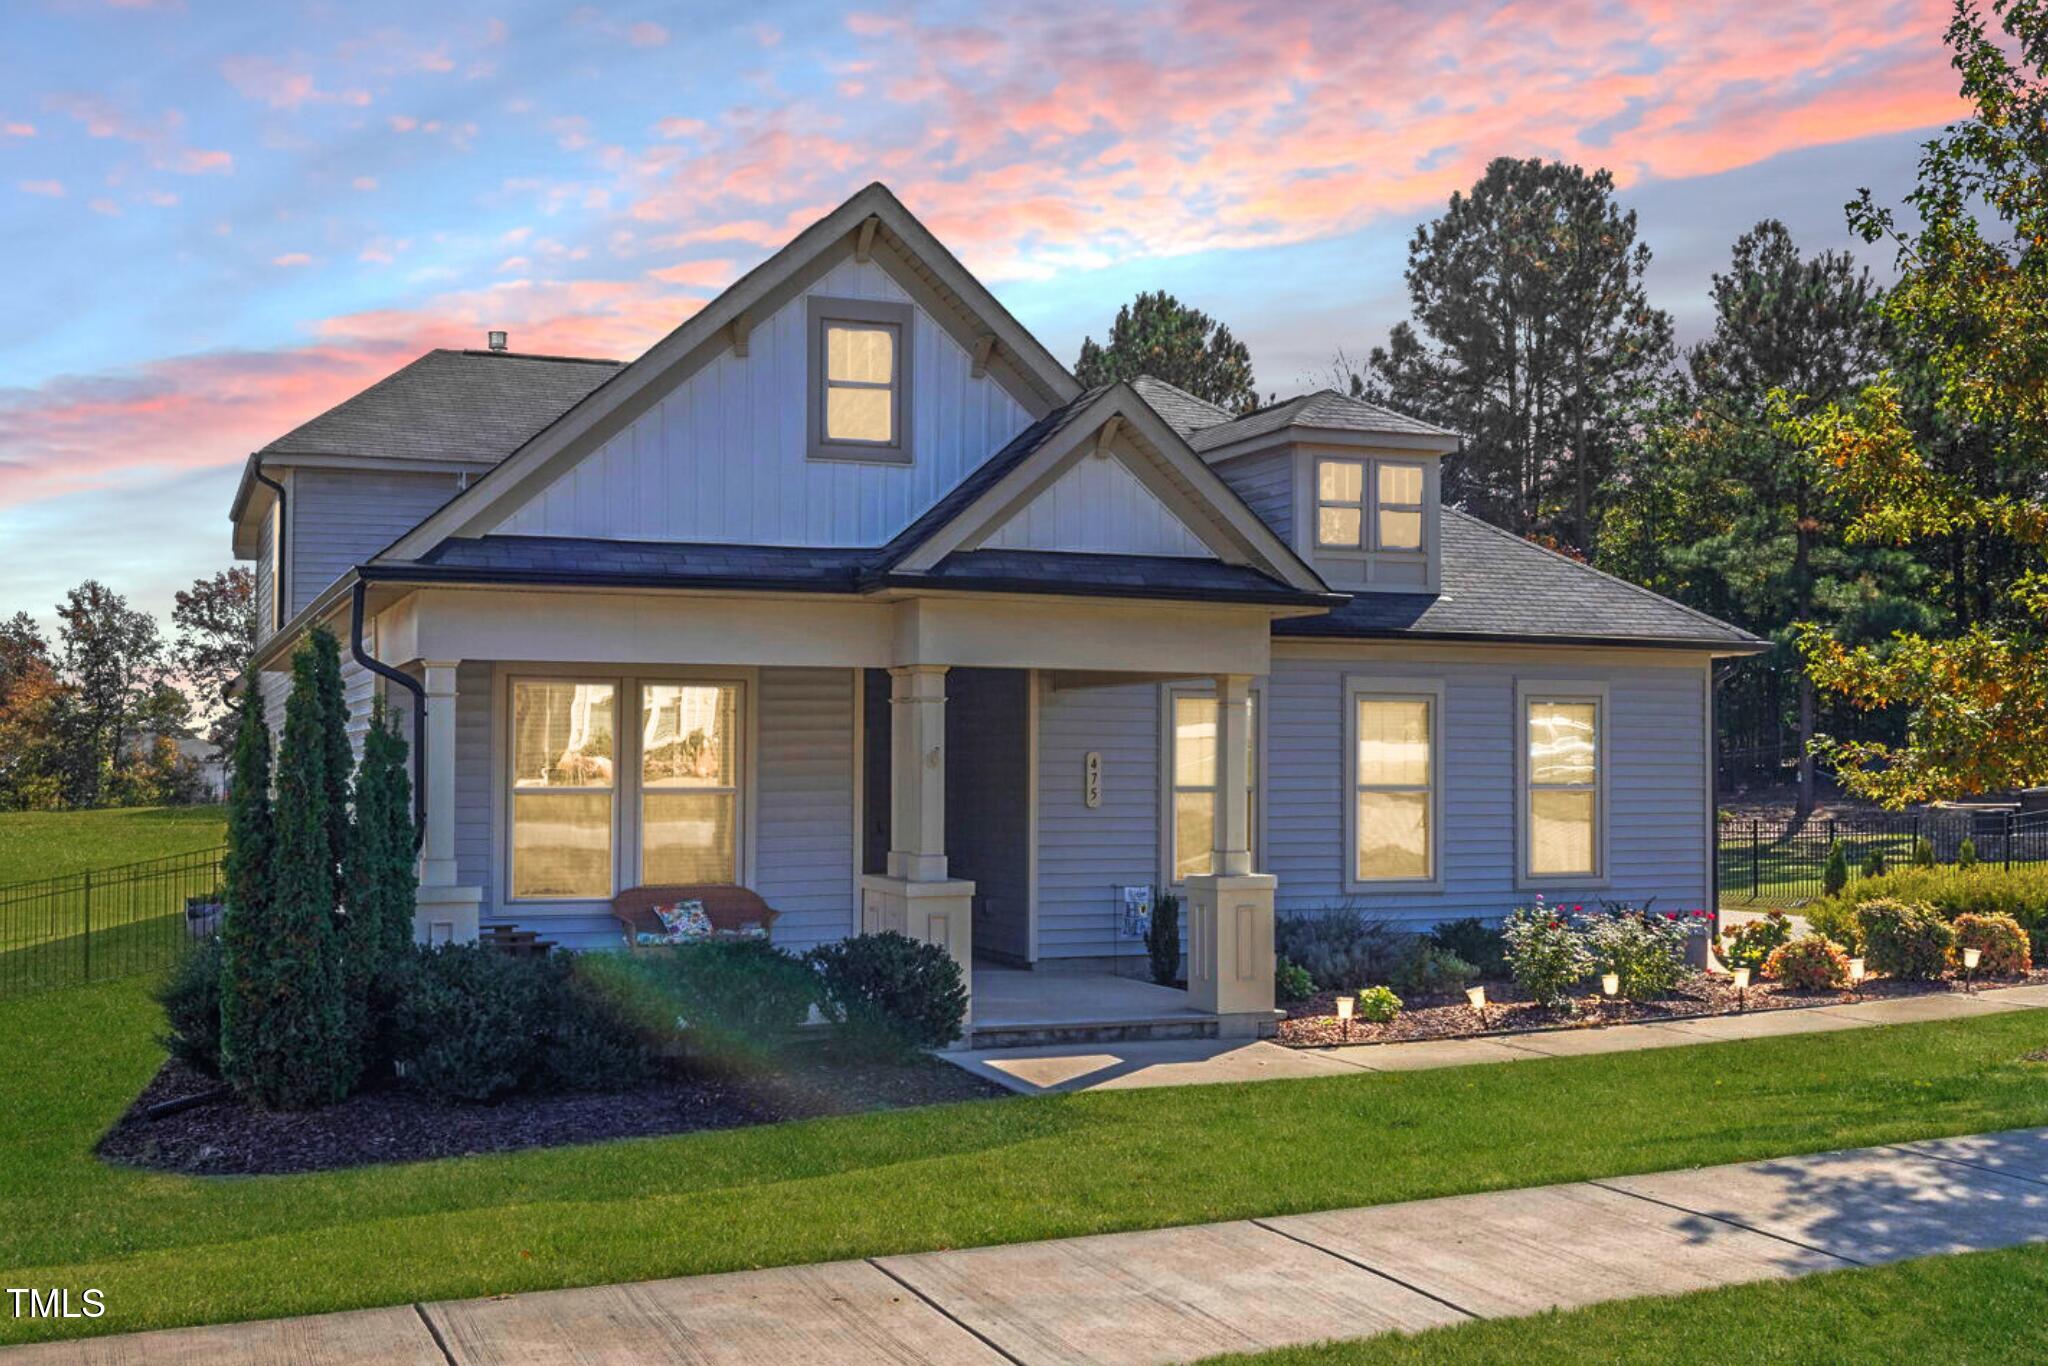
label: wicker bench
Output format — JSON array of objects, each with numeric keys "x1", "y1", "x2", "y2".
[{"x1": 613, "y1": 885, "x2": 781, "y2": 950}]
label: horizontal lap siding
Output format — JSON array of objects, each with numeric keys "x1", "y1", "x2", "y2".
[
  {"x1": 1266, "y1": 650, "x2": 1709, "y2": 920},
  {"x1": 453, "y1": 661, "x2": 495, "y2": 912},
  {"x1": 753, "y1": 667, "x2": 857, "y2": 951},
  {"x1": 1035, "y1": 680, "x2": 1159, "y2": 960},
  {"x1": 289, "y1": 468, "x2": 461, "y2": 616},
  {"x1": 1213, "y1": 447, "x2": 1293, "y2": 542}
]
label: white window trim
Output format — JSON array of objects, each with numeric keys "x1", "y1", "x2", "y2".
[
  {"x1": 1156, "y1": 680, "x2": 1266, "y2": 889},
  {"x1": 806, "y1": 295, "x2": 915, "y2": 464},
  {"x1": 498, "y1": 665, "x2": 756, "y2": 908},
  {"x1": 1514, "y1": 678, "x2": 1610, "y2": 890},
  {"x1": 1314, "y1": 456, "x2": 1368, "y2": 550},
  {"x1": 1343, "y1": 676, "x2": 1446, "y2": 894},
  {"x1": 1314, "y1": 456, "x2": 1431, "y2": 555},
  {"x1": 1375, "y1": 459, "x2": 1427, "y2": 551}
]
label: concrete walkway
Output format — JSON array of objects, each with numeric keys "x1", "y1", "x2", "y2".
[
  {"x1": 15, "y1": 1128, "x2": 2048, "y2": 1364},
  {"x1": 947, "y1": 980, "x2": 2048, "y2": 1094}
]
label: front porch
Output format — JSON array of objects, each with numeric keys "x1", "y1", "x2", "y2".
[{"x1": 968, "y1": 966, "x2": 1216, "y2": 1049}]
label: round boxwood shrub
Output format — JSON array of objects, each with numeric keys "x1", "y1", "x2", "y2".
[
  {"x1": 1275, "y1": 955, "x2": 1315, "y2": 1004},
  {"x1": 807, "y1": 931, "x2": 968, "y2": 1058},
  {"x1": 1857, "y1": 898, "x2": 1955, "y2": 981},
  {"x1": 1356, "y1": 985, "x2": 1402, "y2": 1024},
  {"x1": 1390, "y1": 942, "x2": 1477, "y2": 996},
  {"x1": 1764, "y1": 935, "x2": 1850, "y2": 992},
  {"x1": 156, "y1": 936, "x2": 226, "y2": 1076},
  {"x1": 1952, "y1": 912, "x2": 2032, "y2": 978}
]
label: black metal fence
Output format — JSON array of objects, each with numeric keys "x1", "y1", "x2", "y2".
[
  {"x1": 0, "y1": 847, "x2": 225, "y2": 999},
  {"x1": 1719, "y1": 811, "x2": 2048, "y2": 909}
]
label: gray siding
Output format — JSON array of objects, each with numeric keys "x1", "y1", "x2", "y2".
[
  {"x1": 1214, "y1": 447, "x2": 1293, "y2": 543},
  {"x1": 290, "y1": 467, "x2": 461, "y2": 616},
  {"x1": 1263, "y1": 649, "x2": 1711, "y2": 921},
  {"x1": 1034, "y1": 679, "x2": 1160, "y2": 960},
  {"x1": 753, "y1": 666, "x2": 858, "y2": 952},
  {"x1": 452, "y1": 659, "x2": 495, "y2": 910}
]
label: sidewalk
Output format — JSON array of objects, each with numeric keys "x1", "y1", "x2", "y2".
[
  {"x1": 14, "y1": 1127, "x2": 2047, "y2": 1364},
  {"x1": 947, "y1": 980, "x2": 2048, "y2": 1094}
]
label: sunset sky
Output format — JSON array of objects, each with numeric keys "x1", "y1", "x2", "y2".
[{"x1": 0, "y1": 0, "x2": 1969, "y2": 632}]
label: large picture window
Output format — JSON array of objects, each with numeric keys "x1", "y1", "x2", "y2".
[
  {"x1": 1169, "y1": 689, "x2": 1258, "y2": 881},
  {"x1": 1523, "y1": 690, "x2": 1603, "y2": 878},
  {"x1": 1349, "y1": 685, "x2": 1437, "y2": 883},
  {"x1": 808, "y1": 296, "x2": 913, "y2": 462},
  {"x1": 510, "y1": 680, "x2": 617, "y2": 899},
  {"x1": 640, "y1": 682, "x2": 740, "y2": 885}
]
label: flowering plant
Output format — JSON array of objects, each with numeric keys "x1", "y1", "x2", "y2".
[
  {"x1": 1502, "y1": 899, "x2": 1595, "y2": 1008},
  {"x1": 1582, "y1": 906, "x2": 1688, "y2": 1000}
]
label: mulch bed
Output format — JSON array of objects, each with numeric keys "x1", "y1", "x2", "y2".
[
  {"x1": 99, "y1": 1053, "x2": 1009, "y2": 1177},
  {"x1": 1276, "y1": 969, "x2": 2048, "y2": 1049}
]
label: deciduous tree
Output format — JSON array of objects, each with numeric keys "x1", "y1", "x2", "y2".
[{"x1": 172, "y1": 567, "x2": 256, "y2": 749}]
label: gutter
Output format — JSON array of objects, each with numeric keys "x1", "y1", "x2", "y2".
[
  {"x1": 250, "y1": 460, "x2": 287, "y2": 632},
  {"x1": 349, "y1": 580, "x2": 428, "y2": 850}
]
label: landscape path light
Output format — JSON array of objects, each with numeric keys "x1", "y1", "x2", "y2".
[
  {"x1": 1731, "y1": 965, "x2": 1750, "y2": 1012},
  {"x1": 1466, "y1": 985, "x2": 1487, "y2": 1027},
  {"x1": 1962, "y1": 945, "x2": 1981, "y2": 993},
  {"x1": 1847, "y1": 956, "x2": 1866, "y2": 1000},
  {"x1": 1601, "y1": 972, "x2": 1620, "y2": 999},
  {"x1": 1335, "y1": 994, "x2": 1355, "y2": 1040}
]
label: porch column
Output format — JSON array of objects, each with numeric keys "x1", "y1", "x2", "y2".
[
  {"x1": 1185, "y1": 672, "x2": 1277, "y2": 1036},
  {"x1": 413, "y1": 660, "x2": 480, "y2": 944},
  {"x1": 859, "y1": 664, "x2": 976, "y2": 1032}
]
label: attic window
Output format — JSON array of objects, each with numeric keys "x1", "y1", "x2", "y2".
[
  {"x1": 1316, "y1": 457, "x2": 1427, "y2": 552},
  {"x1": 808, "y1": 296, "x2": 914, "y2": 463}
]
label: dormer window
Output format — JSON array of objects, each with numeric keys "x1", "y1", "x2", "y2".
[
  {"x1": 808, "y1": 296, "x2": 914, "y2": 463},
  {"x1": 1317, "y1": 457, "x2": 1426, "y2": 552}
]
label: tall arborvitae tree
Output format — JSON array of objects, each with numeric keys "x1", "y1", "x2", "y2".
[
  {"x1": 342, "y1": 697, "x2": 416, "y2": 1065},
  {"x1": 1075, "y1": 291, "x2": 1259, "y2": 414},
  {"x1": 308, "y1": 628, "x2": 353, "y2": 912},
  {"x1": 1358, "y1": 157, "x2": 1673, "y2": 555},
  {"x1": 226, "y1": 638, "x2": 356, "y2": 1108},
  {"x1": 217, "y1": 681, "x2": 276, "y2": 1096}
]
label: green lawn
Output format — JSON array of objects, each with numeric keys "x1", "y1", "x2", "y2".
[
  {"x1": 0, "y1": 805, "x2": 225, "y2": 887},
  {"x1": 7, "y1": 977, "x2": 2048, "y2": 1346},
  {"x1": 1204, "y1": 1243, "x2": 2048, "y2": 1363}
]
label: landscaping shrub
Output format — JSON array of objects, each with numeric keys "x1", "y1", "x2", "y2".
[
  {"x1": 156, "y1": 936, "x2": 225, "y2": 1075},
  {"x1": 1389, "y1": 942, "x2": 1477, "y2": 996},
  {"x1": 1822, "y1": 842, "x2": 1850, "y2": 897},
  {"x1": 1720, "y1": 911, "x2": 1793, "y2": 973},
  {"x1": 1857, "y1": 898, "x2": 1955, "y2": 981},
  {"x1": 1803, "y1": 897, "x2": 1864, "y2": 954},
  {"x1": 1356, "y1": 985, "x2": 1401, "y2": 1024},
  {"x1": 808, "y1": 931, "x2": 968, "y2": 1058},
  {"x1": 1581, "y1": 909, "x2": 1688, "y2": 1001},
  {"x1": 1146, "y1": 890, "x2": 1181, "y2": 987},
  {"x1": 1911, "y1": 836, "x2": 1936, "y2": 868},
  {"x1": 342, "y1": 699, "x2": 416, "y2": 1071},
  {"x1": 1502, "y1": 903, "x2": 1594, "y2": 1007},
  {"x1": 1958, "y1": 837, "x2": 1979, "y2": 869},
  {"x1": 1275, "y1": 956, "x2": 1315, "y2": 1004},
  {"x1": 1765, "y1": 935, "x2": 1851, "y2": 991},
  {"x1": 1274, "y1": 908, "x2": 1404, "y2": 992},
  {"x1": 387, "y1": 945, "x2": 654, "y2": 1103},
  {"x1": 1952, "y1": 913, "x2": 2032, "y2": 977},
  {"x1": 592, "y1": 940, "x2": 819, "y2": 1066},
  {"x1": 1425, "y1": 917, "x2": 1508, "y2": 977},
  {"x1": 1801, "y1": 865, "x2": 2048, "y2": 955},
  {"x1": 1862, "y1": 847, "x2": 1888, "y2": 879}
]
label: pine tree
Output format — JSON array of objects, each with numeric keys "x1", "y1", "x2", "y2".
[
  {"x1": 1075, "y1": 292, "x2": 1259, "y2": 414},
  {"x1": 226, "y1": 640, "x2": 357, "y2": 1108},
  {"x1": 342, "y1": 697, "x2": 417, "y2": 1067},
  {"x1": 217, "y1": 682, "x2": 275, "y2": 1094}
]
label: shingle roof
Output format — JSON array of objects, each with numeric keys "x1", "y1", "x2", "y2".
[
  {"x1": 388, "y1": 535, "x2": 1332, "y2": 607},
  {"x1": 260, "y1": 349, "x2": 623, "y2": 463},
  {"x1": 1186, "y1": 388, "x2": 1457, "y2": 451},
  {"x1": 1275, "y1": 509, "x2": 1764, "y2": 648},
  {"x1": 1128, "y1": 375, "x2": 1237, "y2": 435}
]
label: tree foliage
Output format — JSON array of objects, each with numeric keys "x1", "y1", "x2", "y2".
[
  {"x1": 171, "y1": 567, "x2": 256, "y2": 749},
  {"x1": 0, "y1": 615, "x2": 64, "y2": 811},
  {"x1": 1793, "y1": 0, "x2": 2048, "y2": 804},
  {"x1": 218, "y1": 682, "x2": 276, "y2": 1095},
  {"x1": 1075, "y1": 291, "x2": 1259, "y2": 414},
  {"x1": 342, "y1": 698, "x2": 417, "y2": 1061},
  {"x1": 1360, "y1": 157, "x2": 1673, "y2": 555}
]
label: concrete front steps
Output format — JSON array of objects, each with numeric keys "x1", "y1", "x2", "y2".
[{"x1": 966, "y1": 1014, "x2": 1217, "y2": 1050}]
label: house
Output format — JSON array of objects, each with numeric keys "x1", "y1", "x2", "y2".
[{"x1": 229, "y1": 182, "x2": 1763, "y2": 1039}]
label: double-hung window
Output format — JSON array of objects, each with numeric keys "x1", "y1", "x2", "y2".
[
  {"x1": 1348, "y1": 682, "x2": 1439, "y2": 884},
  {"x1": 510, "y1": 681, "x2": 618, "y2": 900},
  {"x1": 1315, "y1": 457, "x2": 1427, "y2": 552},
  {"x1": 808, "y1": 296, "x2": 913, "y2": 462},
  {"x1": 509, "y1": 677, "x2": 744, "y2": 901},
  {"x1": 1521, "y1": 686, "x2": 1604, "y2": 879},
  {"x1": 1169, "y1": 689, "x2": 1259, "y2": 881}
]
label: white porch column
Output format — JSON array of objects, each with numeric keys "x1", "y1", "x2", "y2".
[
  {"x1": 413, "y1": 660, "x2": 480, "y2": 944},
  {"x1": 1184, "y1": 672, "x2": 1277, "y2": 1036},
  {"x1": 859, "y1": 664, "x2": 975, "y2": 1033}
]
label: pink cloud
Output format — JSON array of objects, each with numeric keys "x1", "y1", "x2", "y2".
[
  {"x1": 3, "y1": 121, "x2": 32, "y2": 137},
  {"x1": 352, "y1": 175, "x2": 378, "y2": 190},
  {"x1": 45, "y1": 94, "x2": 233, "y2": 175},
  {"x1": 646, "y1": 258, "x2": 734, "y2": 288},
  {"x1": 219, "y1": 54, "x2": 373, "y2": 111},
  {"x1": 627, "y1": 21, "x2": 669, "y2": 47},
  {"x1": 271, "y1": 252, "x2": 313, "y2": 267},
  {"x1": 18, "y1": 179, "x2": 65, "y2": 197}
]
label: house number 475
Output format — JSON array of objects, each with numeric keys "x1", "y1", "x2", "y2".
[{"x1": 1084, "y1": 751, "x2": 1102, "y2": 809}]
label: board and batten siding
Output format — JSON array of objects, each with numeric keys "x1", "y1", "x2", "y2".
[
  {"x1": 981, "y1": 452, "x2": 1211, "y2": 557},
  {"x1": 1211, "y1": 447, "x2": 1293, "y2": 544},
  {"x1": 453, "y1": 664, "x2": 857, "y2": 950},
  {"x1": 493, "y1": 258, "x2": 1032, "y2": 547}
]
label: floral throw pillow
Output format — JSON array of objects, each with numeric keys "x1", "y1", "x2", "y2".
[{"x1": 654, "y1": 899, "x2": 713, "y2": 943}]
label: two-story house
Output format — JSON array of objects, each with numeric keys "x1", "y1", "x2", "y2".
[{"x1": 229, "y1": 182, "x2": 1762, "y2": 1041}]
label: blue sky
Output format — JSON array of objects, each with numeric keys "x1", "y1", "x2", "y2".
[{"x1": 0, "y1": 0, "x2": 1961, "y2": 633}]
